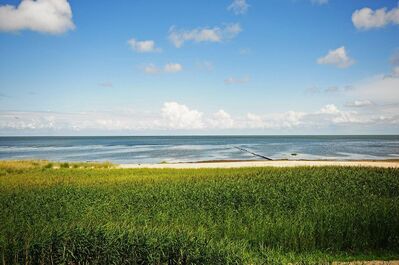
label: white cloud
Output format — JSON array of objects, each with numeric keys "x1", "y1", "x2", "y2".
[
  {"x1": 143, "y1": 63, "x2": 183, "y2": 74},
  {"x1": 168, "y1": 23, "x2": 242, "y2": 48},
  {"x1": 224, "y1": 76, "x2": 250, "y2": 85},
  {"x1": 164, "y1": 63, "x2": 183, "y2": 73},
  {"x1": 127, "y1": 38, "x2": 161, "y2": 53},
  {"x1": 161, "y1": 102, "x2": 204, "y2": 129},
  {"x1": 283, "y1": 111, "x2": 306, "y2": 127},
  {"x1": 228, "y1": 0, "x2": 249, "y2": 15},
  {"x1": 345, "y1": 100, "x2": 373, "y2": 108},
  {"x1": 245, "y1": 113, "x2": 265, "y2": 128},
  {"x1": 225, "y1": 23, "x2": 242, "y2": 34},
  {"x1": 352, "y1": 5, "x2": 399, "y2": 30},
  {"x1": 209, "y1": 110, "x2": 234, "y2": 128},
  {"x1": 330, "y1": 112, "x2": 364, "y2": 124},
  {"x1": 311, "y1": 0, "x2": 328, "y2": 5},
  {"x1": 143, "y1": 64, "x2": 160, "y2": 74},
  {"x1": 0, "y1": 0, "x2": 74, "y2": 34},
  {"x1": 316, "y1": 104, "x2": 369, "y2": 124},
  {"x1": 320, "y1": 104, "x2": 340, "y2": 114},
  {"x1": 317, "y1": 46, "x2": 355, "y2": 68},
  {"x1": 245, "y1": 111, "x2": 306, "y2": 129}
]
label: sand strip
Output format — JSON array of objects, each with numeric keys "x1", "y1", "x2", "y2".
[
  {"x1": 333, "y1": 261, "x2": 399, "y2": 265},
  {"x1": 119, "y1": 160, "x2": 399, "y2": 169}
]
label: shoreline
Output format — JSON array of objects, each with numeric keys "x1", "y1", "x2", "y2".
[{"x1": 119, "y1": 160, "x2": 399, "y2": 169}]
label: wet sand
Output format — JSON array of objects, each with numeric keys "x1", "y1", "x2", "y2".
[{"x1": 119, "y1": 160, "x2": 399, "y2": 169}]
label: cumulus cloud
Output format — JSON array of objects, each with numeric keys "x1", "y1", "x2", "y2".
[
  {"x1": 317, "y1": 46, "x2": 355, "y2": 68},
  {"x1": 228, "y1": 0, "x2": 249, "y2": 15},
  {"x1": 308, "y1": 104, "x2": 367, "y2": 124},
  {"x1": 164, "y1": 63, "x2": 183, "y2": 73},
  {"x1": 168, "y1": 23, "x2": 242, "y2": 48},
  {"x1": 224, "y1": 76, "x2": 250, "y2": 85},
  {"x1": 331, "y1": 112, "x2": 364, "y2": 124},
  {"x1": 0, "y1": 0, "x2": 75, "y2": 34},
  {"x1": 320, "y1": 104, "x2": 340, "y2": 114},
  {"x1": 352, "y1": 5, "x2": 399, "y2": 30},
  {"x1": 283, "y1": 111, "x2": 306, "y2": 127},
  {"x1": 246, "y1": 113, "x2": 265, "y2": 128},
  {"x1": 209, "y1": 110, "x2": 234, "y2": 128},
  {"x1": 127, "y1": 38, "x2": 161, "y2": 53},
  {"x1": 161, "y1": 102, "x2": 204, "y2": 129}
]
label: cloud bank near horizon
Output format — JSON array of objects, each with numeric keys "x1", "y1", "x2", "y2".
[{"x1": 2, "y1": 85, "x2": 398, "y2": 134}]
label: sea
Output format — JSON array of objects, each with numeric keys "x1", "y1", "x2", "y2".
[{"x1": 0, "y1": 135, "x2": 398, "y2": 164}]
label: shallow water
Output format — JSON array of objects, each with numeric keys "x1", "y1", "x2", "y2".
[{"x1": 0, "y1": 135, "x2": 398, "y2": 163}]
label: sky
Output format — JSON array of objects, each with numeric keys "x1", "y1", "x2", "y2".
[{"x1": 0, "y1": 0, "x2": 398, "y2": 135}]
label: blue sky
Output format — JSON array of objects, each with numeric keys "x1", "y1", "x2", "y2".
[{"x1": 0, "y1": 0, "x2": 398, "y2": 135}]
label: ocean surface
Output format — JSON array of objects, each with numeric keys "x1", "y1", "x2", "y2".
[{"x1": 0, "y1": 136, "x2": 398, "y2": 164}]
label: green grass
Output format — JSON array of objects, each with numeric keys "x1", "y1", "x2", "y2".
[{"x1": 0, "y1": 161, "x2": 398, "y2": 264}]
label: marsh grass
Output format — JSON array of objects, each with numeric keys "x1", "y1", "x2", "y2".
[
  {"x1": 0, "y1": 162, "x2": 398, "y2": 264},
  {"x1": 0, "y1": 160, "x2": 114, "y2": 170}
]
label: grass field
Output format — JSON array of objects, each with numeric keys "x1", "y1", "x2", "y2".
[{"x1": 0, "y1": 161, "x2": 399, "y2": 264}]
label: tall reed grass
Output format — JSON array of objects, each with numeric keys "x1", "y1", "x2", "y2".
[{"x1": 0, "y1": 162, "x2": 398, "y2": 264}]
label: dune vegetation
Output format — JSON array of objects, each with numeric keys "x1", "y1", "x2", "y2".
[{"x1": 0, "y1": 161, "x2": 398, "y2": 264}]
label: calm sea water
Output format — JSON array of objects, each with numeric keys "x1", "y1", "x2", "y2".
[{"x1": 0, "y1": 136, "x2": 398, "y2": 164}]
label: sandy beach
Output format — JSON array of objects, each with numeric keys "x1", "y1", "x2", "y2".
[{"x1": 119, "y1": 160, "x2": 399, "y2": 169}]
